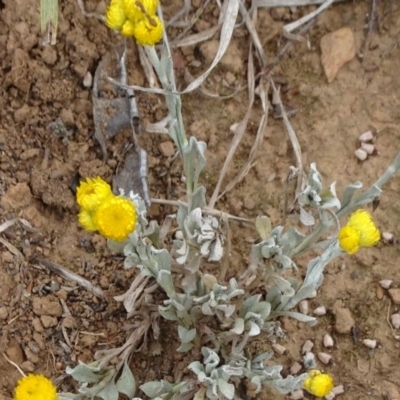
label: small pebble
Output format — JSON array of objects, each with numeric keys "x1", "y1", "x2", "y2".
[
  {"x1": 323, "y1": 334, "x2": 334, "y2": 348},
  {"x1": 290, "y1": 361, "x2": 302, "y2": 375},
  {"x1": 83, "y1": 71, "x2": 93, "y2": 88},
  {"x1": 332, "y1": 385, "x2": 345, "y2": 395},
  {"x1": 313, "y1": 306, "x2": 327, "y2": 316},
  {"x1": 302, "y1": 339, "x2": 314, "y2": 354},
  {"x1": 299, "y1": 300, "x2": 309, "y2": 314},
  {"x1": 362, "y1": 339, "x2": 377, "y2": 349},
  {"x1": 382, "y1": 232, "x2": 394, "y2": 243},
  {"x1": 272, "y1": 343, "x2": 286, "y2": 355},
  {"x1": 361, "y1": 142, "x2": 375, "y2": 155},
  {"x1": 318, "y1": 352, "x2": 332, "y2": 364},
  {"x1": 358, "y1": 130, "x2": 374, "y2": 142},
  {"x1": 303, "y1": 352, "x2": 316, "y2": 369},
  {"x1": 308, "y1": 290, "x2": 317, "y2": 299},
  {"x1": 379, "y1": 279, "x2": 393, "y2": 289},
  {"x1": 290, "y1": 389, "x2": 304, "y2": 400},
  {"x1": 355, "y1": 148, "x2": 368, "y2": 161},
  {"x1": 391, "y1": 313, "x2": 400, "y2": 329}
]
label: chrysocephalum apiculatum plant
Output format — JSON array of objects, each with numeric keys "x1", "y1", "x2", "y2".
[{"x1": 33, "y1": 1, "x2": 400, "y2": 400}]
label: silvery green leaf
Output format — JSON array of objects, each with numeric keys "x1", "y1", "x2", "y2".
[
  {"x1": 299, "y1": 206, "x2": 315, "y2": 226},
  {"x1": 265, "y1": 373, "x2": 308, "y2": 394},
  {"x1": 96, "y1": 377, "x2": 119, "y2": 400},
  {"x1": 157, "y1": 270, "x2": 175, "y2": 298},
  {"x1": 153, "y1": 248, "x2": 171, "y2": 271},
  {"x1": 177, "y1": 342, "x2": 194, "y2": 352},
  {"x1": 182, "y1": 137, "x2": 207, "y2": 194},
  {"x1": 188, "y1": 361, "x2": 204, "y2": 375},
  {"x1": 280, "y1": 228, "x2": 305, "y2": 254},
  {"x1": 272, "y1": 311, "x2": 316, "y2": 323},
  {"x1": 66, "y1": 362, "x2": 102, "y2": 383},
  {"x1": 217, "y1": 379, "x2": 235, "y2": 399},
  {"x1": 215, "y1": 304, "x2": 236, "y2": 318},
  {"x1": 190, "y1": 186, "x2": 207, "y2": 210},
  {"x1": 239, "y1": 295, "x2": 262, "y2": 317},
  {"x1": 308, "y1": 162, "x2": 322, "y2": 192},
  {"x1": 201, "y1": 302, "x2": 213, "y2": 316},
  {"x1": 221, "y1": 365, "x2": 243, "y2": 376},
  {"x1": 255, "y1": 216, "x2": 272, "y2": 240},
  {"x1": 177, "y1": 201, "x2": 189, "y2": 231},
  {"x1": 116, "y1": 361, "x2": 136, "y2": 398},
  {"x1": 178, "y1": 326, "x2": 197, "y2": 343},
  {"x1": 247, "y1": 320, "x2": 261, "y2": 336},
  {"x1": 107, "y1": 239, "x2": 126, "y2": 253},
  {"x1": 230, "y1": 318, "x2": 244, "y2": 334},
  {"x1": 279, "y1": 284, "x2": 316, "y2": 311},
  {"x1": 209, "y1": 236, "x2": 223, "y2": 262},
  {"x1": 158, "y1": 305, "x2": 179, "y2": 321},
  {"x1": 341, "y1": 180, "x2": 363, "y2": 208},
  {"x1": 124, "y1": 254, "x2": 139, "y2": 270},
  {"x1": 252, "y1": 351, "x2": 274, "y2": 364},
  {"x1": 250, "y1": 301, "x2": 271, "y2": 319},
  {"x1": 200, "y1": 240, "x2": 211, "y2": 256},
  {"x1": 274, "y1": 254, "x2": 295, "y2": 270},
  {"x1": 320, "y1": 182, "x2": 341, "y2": 210},
  {"x1": 140, "y1": 380, "x2": 173, "y2": 398}
]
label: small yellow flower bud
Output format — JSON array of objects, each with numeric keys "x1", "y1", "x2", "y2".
[
  {"x1": 303, "y1": 370, "x2": 334, "y2": 398},
  {"x1": 76, "y1": 177, "x2": 113, "y2": 211},
  {"x1": 338, "y1": 209, "x2": 380, "y2": 254},
  {"x1": 106, "y1": 0, "x2": 127, "y2": 30},
  {"x1": 132, "y1": 15, "x2": 163, "y2": 46}
]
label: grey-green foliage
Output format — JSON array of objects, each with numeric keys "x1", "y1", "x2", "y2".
[{"x1": 60, "y1": 361, "x2": 135, "y2": 400}]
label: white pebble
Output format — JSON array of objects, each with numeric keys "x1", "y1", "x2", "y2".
[
  {"x1": 230, "y1": 122, "x2": 239, "y2": 134},
  {"x1": 358, "y1": 130, "x2": 374, "y2": 142},
  {"x1": 272, "y1": 343, "x2": 286, "y2": 355},
  {"x1": 391, "y1": 313, "x2": 400, "y2": 329},
  {"x1": 290, "y1": 361, "x2": 302, "y2": 375},
  {"x1": 379, "y1": 279, "x2": 393, "y2": 289},
  {"x1": 324, "y1": 393, "x2": 335, "y2": 400},
  {"x1": 303, "y1": 352, "x2": 316, "y2": 369},
  {"x1": 361, "y1": 142, "x2": 375, "y2": 155},
  {"x1": 323, "y1": 334, "x2": 334, "y2": 348},
  {"x1": 313, "y1": 306, "x2": 327, "y2": 316},
  {"x1": 308, "y1": 290, "x2": 317, "y2": 299},
  {"x1": 83, "y1": 71, "x2": 93, "y2": 88},
  {"x1": 302, "y1": 339, "x2": 314, "y2": 354},
  {"x1": 382, "y1": 232, "x2": 394, "y2": 243},
  {"x1": 362, "y1": 339, "x2": 377, "y2": 349},
  {"x1": 317, "y1": 352, "x2": 332, "y2": 364},
  {"x1": 332, "y1": 385, "x2": 345, "y2": 395},
  {"x1": 299, "y1": 300, "x2": 308, "y2": 314},
  {"x1": 355, "y1": 148, "x2": 368, "y2": 161},
  {"x1": 290, "y1": 389, "x2": 304, "y2": 400}
]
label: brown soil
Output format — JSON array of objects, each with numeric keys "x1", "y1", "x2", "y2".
[{"x1": 1, "y1": 0, "x2": 400, "y2": 399}]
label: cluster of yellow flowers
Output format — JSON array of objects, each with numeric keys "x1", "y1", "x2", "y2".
[
  {"x1": 14, "y1": 374, "x2": 57, "y2": 400},
  {"x1": 77, "y1": 177, "x2": 137, "y2": 242},
  {"x1": 303, "y1": 370, "x2": 334, "y2": 398},
  {"x1": 105, "y1": 0, "x2": 163, "y2": 46},
  {"x1": 338, "y1": 209, "x2": 380, "y2": 254}
]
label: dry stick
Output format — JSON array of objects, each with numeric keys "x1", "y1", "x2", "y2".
[
  {"x1": 360, "y1": 0, "x2": 379, "y2": 63},
  {"x1": 270, "y1": 79, "x2": 304, "y2": 198},
  {"x1": 33, "y1": 257, "x2": 106, "y2": 299},
  {"x1": 255, "y1": 0, "x2": 345, "y2": 6},
  {"x1": 151, "y1": 198, "x2": 252, "y2": 223}
]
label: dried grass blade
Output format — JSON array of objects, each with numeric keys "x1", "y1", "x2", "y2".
[
  {"x1": 40, "y1": 0, "x2": 58, "y2": 45},
  {"x1": 208, "y1": 35, "x2": 255, "y2": 209},
  {"x1": 255, "y1": 0, "x2": 345, "y2": 7}
]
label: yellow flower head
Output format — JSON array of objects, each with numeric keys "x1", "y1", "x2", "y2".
[
  {"x1": 338, "y1": 209, "x2": 380, "y2": 254},
  {"x1": 132, "y1": 15, "x2": 163, "y2": 45},
  {"x1": 122, "y1": 0, "x2": 159, "y2": 21},
  {"x1": 94, "y1": 196, "x2": 137, "y2": 241},
  {"x1": 76, "y1": 177, "x2": 113, "y2": 211},
  {"x1": 303, "y1": 370, "x2": 334, "y2": 398},
  {"x1": 14, "y1": 374, "x2": 57, "y2": 400},
  {"x1": 105, "y1": 0, "x2": 163, "y2": 45},
  {"x1": 106, "y1": 0, "x2": 127, "y2": 30},
  {"x1": 78, "y1": 209, "x2": 97, "y2": 232}
]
